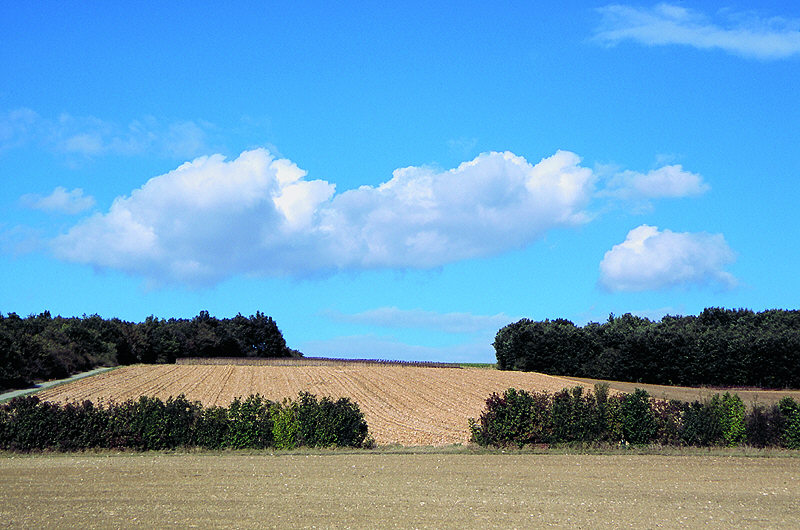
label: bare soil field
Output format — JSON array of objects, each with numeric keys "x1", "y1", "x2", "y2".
[
  {"x1": 1, "y1": 452, "x2": 798, "y2": 528},
  {"x1": 35, "y1": 364, "x2": 591, "y2": 446}
]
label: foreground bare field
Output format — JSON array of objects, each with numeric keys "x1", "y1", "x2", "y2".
[
  {"x1": 1, "y1": 452, "x2": 798, "y2": 528},
  {"x1": 36, "y1": 364, "x2": 589, "y2": 445}
]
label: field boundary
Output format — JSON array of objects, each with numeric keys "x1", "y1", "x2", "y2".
[
  {"x1": 0, "y1": 366, "x2": 119, "y2": 403},
  {"x1": 175, "y1": 357, "x2": 462, "y2": 368},
  {"x1": 3, "y1": 443, "x2": 799, "y2": 458},
  {"x1": 568, "y1": 375, "x2": 800, "y2": 408}
]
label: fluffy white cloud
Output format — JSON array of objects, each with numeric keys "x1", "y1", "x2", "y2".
[
  {"x1": 595, "y1": 4, "x2": 800, "y2": 60},
  {"x1": 320, "y1": 150, "x2": 594, "y2": 269},
  {"x1": 21, "y1": 186, "x2": 96, "y2": 214},
  {"x1": 324, "y1": 307, "x2": 515, "y2": 334},
  {"x1": 51, "y1": 148, "x2": 596, "y2": 285},
  {"x1": 601, "y1": 164, "x2": 710, "y2": 200},
  {"x1": 52, "y1": 149, "x2": 335, "y2": 283},
  {"x1": 599, "y1": 225, "x2": 736, "y2": 291}
]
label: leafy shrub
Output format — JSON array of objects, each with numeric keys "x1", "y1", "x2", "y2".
[
  {"x1": 550, "y1": 387, "x2": 604, "y2": 443},
  {"x1": 779, "y1": 397, "x2": 800, "y2": 449},
  {"x1": 103, "y1": 395, "x2": 201, "y2": 450},
  {"x1": 620, "y1": 389, "x2": 656, "y2": 445},
  {"x1": 470, "y1": 386, "x2": 799, "y2": 450},
  {"x1": 104, "y1": 399, "x2": 143, "y2": 449},
  {"x1": 0, "y1": 403, "x2": 8, "y2": 447},
  {"x1": 271, "y1": 400, "x2": 300, "y2": 450},
  {"x1": 53, "y1": 400, "x2": 109, "y2": 450},
  {"x1": 0, "y1": 396, "x2": 109, "y2": 451},
  {"x1": 718, "y1": 393, "x2": 746, "y2": 446},
  {"x1": 600, "y1": 393, "x2": 625, "y2": 443},
  {"x1": 680, "y1": 400, "x2": 723, "y2": 446},
  {"x1": 194, "y1": 405, "x2": 229, "y2": 449},
  {"x1": 295, "y1": 392, "x2": 371, "y2": 448},
  {"x1": 746, "y1": 404, "x2": 785, "y2": 447},
  {"x1": 225, "y1": 395, "x2": 274, "y2": 449},
  {"x1": 0, "y1": 396, "x2": 60, "y2": 451},
  {"x1": 592, "y1": 383, "x2": 621, "y2": 442},
  {"x1": 0, "y1": 392, "x2": 371, "y2": 452},
  {"x1": 678, "y1": 393, "x2": 745, "y2": 447},
  {"x1": 650, "y1": 398, "x2": 684, "y2": 446},
  {"x1": 469, "y1": 388, "x2": 550, "y2": 447},
  {"x1": 470, "y1": 386, "x2": 660, "y2": 447}
]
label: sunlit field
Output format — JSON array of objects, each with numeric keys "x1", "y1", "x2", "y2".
[
  {"x1": 35, "y1": 363, "x2": 592, "y2": 445},
  {"x1": 2, "y1": 451, "x2": 798, "y2": 528}
]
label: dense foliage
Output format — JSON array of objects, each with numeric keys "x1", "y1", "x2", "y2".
[
  {"x1": 0, "y1": 311, "x2": 300, "y2": 392},
  {"x1": 469, "y1": 386, "x2": 800, "y2": 449},
  {"x1": 0, "y1": 392, "x2": 372, "y2": 452},
  {"x1": 495, "y1": 308, "x2": 800, "y2": 388}
]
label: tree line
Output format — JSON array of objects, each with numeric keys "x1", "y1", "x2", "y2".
[
  {"x1": 494, "y1": 307, "x2": 800, "y2": 388},
  {"x1": 0, "y1": 311, "x2": 300, "y2": 392}
]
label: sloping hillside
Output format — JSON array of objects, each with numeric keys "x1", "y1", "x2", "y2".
[{"x1": 36, "y1": 363, "x2": 589, "y2": 445}]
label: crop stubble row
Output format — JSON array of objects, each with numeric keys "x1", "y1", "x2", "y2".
[{"x1": 36, "y1": 364, "x2": 588, "y2": 445}]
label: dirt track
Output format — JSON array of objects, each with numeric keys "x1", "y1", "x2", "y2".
[{"x1": 36, "y1": 364, "x2": 589, "y2": 446}]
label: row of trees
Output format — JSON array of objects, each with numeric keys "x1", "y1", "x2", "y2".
[
  {"x1": 0, "y1": 392, "x2": 371, "y2": 452},
  {"x1": 469, "y1": 385, "x2": 800, "y2": 449},
  {"x1": 0, "y1": 311, "x2": 300, "y2": 392},
  {"x1": 494, "y1": 308, "x2": 800, "y2": 388}
]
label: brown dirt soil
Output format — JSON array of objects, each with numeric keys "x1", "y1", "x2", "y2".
[
  {"x1": 35, "y1": 364, "x2": 591, "y2": 446},
  {"x1": 1, "y1": 453, "x2": 798, "y2": 528}
]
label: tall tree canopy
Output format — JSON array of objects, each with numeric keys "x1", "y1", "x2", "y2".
[
  {"x1": 0, "y1": 311, "x2": 299, "y2": 392},
  {"x1": 495, "y1": 308, "x2": 800, "y2": 388}
]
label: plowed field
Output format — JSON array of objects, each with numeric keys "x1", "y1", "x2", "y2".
[{"x1": 36, "y1": 364, "x2": 589, "y2": 445}]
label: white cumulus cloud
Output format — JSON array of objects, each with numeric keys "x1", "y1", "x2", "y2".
[
  {"x1": 51, "y1": 148, "x2": 596, "y2": 285},
  {"x1": 594, "y1": 4, "x2": 800, "y2": 60},
  {"x1": 51, "y1": 149, "x2": 335, "y2": 283},
  {"x1": 599, "y1": 225, "x2": 736, "y2": 291},
  {"x1": 321, "y1": 150, "x2": 594, "y2": 269},
  {"x1": 601, "y1": 164, "x2": 710, "y2": 201},
  {"x1": 21, "y1": 186, "x2": 96, "y2": 215}
]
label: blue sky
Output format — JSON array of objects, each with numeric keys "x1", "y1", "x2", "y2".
[{"x1": 2, "y1": 2, "x2": 799, "y2": 362}]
